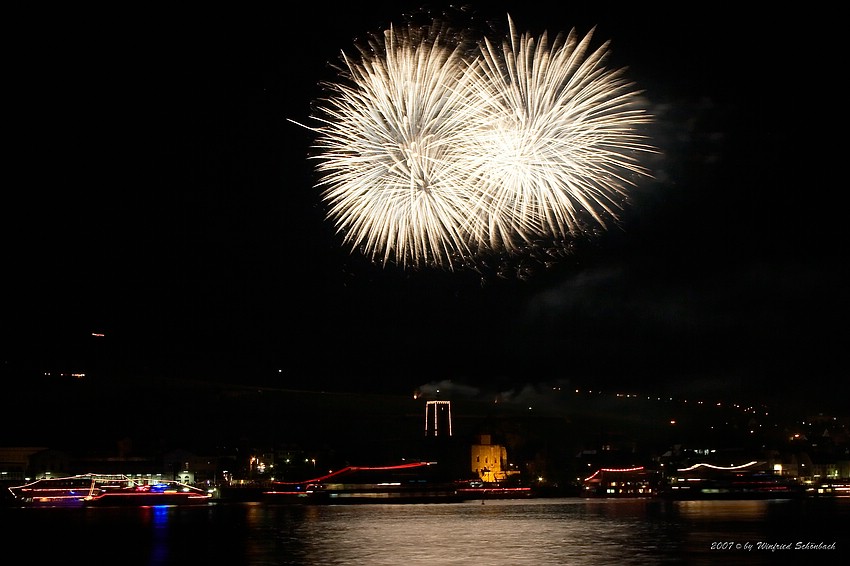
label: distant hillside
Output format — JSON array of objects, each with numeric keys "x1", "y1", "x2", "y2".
[{"x1": 3, "y1": 372, "x2": 822, "y2": 470}]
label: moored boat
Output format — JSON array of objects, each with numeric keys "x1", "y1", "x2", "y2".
[
  {"x1": 661, "y1": 460, "x2": 805, "y2": 500},
  {"x1": 263, "y1": 461, "x2": 469, "y2": 504},
  {"x1": 456, "y1": 480, "x2": 535, "y2": 499},
  {"x1": 6, "y1": 473, "x2": 213, "y2": 507}
]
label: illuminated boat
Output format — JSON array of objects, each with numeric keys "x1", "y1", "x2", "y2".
[
  {"x1": 457, "y1": 480, "x2": 535, "y2": 499},
  {"x1": 805, "y1": 480, "x2": 850, "y2": 497},
  {"x1": 662, "y1": 461, "x2": 805, "y2": 500},
  {"x1": 263, "y1": 461, "x2": 469, "y2": 504},
  {"x1": 581, "y1": 466, "x2": 660, "y2": 497},
  {"x1": 6, "y1": 473, "x2": 213, "y2": 507}
]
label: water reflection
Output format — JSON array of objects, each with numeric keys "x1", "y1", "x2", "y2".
[
  {"x1": 3, "y1": 498, "x2": 847, "y2": 565},
  {"x1": 674, "y1": 499, "x2": 770, "y2": 521},
  {"x1": 147, "y1": 506, "x2": 171, "y2": 565},
  {"x1": 285, "y1": 500, "x2": 682, "y2": 565}
]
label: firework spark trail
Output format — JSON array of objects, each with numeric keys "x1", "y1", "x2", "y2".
[{"x1": 296, "y1": 15, "x2": 655, "y2": 271}]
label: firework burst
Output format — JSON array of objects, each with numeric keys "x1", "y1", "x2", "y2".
[
  {"x1": 300, "y1": 22, "x2": 480, "y2": 270},
  {"x1": 295, "y1": 14, "x2": 655, "y2": 272},
  {"x1": 457, "y1": 18, "x2": 655, "y2": 253}
]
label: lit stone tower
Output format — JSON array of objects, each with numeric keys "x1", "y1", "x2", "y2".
[{"x1": 424, "y1": 400, "x2": 452, "y2": 437}]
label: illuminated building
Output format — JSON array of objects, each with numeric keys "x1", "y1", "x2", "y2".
[{"x1": 470, "y1": 434, "x2": 519, "y2": 483}]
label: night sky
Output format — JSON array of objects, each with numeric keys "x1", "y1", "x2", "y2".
[{"x1": 3, "y1": 4, "x2": 846, "y2": 413}]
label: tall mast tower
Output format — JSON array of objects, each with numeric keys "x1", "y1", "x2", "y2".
[{"x1": 424, "y1": 400, "x2": 452, "y2": 437}]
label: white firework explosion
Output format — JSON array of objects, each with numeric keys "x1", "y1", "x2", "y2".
[
  {"x1": 456, "y1": 17, "x2": 655, "y2": 254},
  {"x1": 304, "y1": 22, "x2": 480, "y2": 270},
  {"x1": 296, "y1": 14, "x2": 655, "y2": 272}
]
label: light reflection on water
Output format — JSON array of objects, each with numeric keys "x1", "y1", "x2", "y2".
[
  {"x1": 3, "y1": 498, "x2": 848, "y2": 565},
  {"x1": 281, "y1": 500, "x2": 678, "y2": 566}
]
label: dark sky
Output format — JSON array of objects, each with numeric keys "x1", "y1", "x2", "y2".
[{"x1": 3, "y1": 4, "x2": 846, "y2": 412}]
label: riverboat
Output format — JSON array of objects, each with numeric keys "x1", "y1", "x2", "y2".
[
  {"x1": 6, "y1": 473, "x2": 213, "y2": 507},
  {"x1": 263, "y1": 461, "x2": 468, "y2": 504},
  {"x1": 661, "y1": 461, "x2": 805, "y2": 500},
  {"x1": 456, "y1": 480, "x2": 535, "y2": 499}
]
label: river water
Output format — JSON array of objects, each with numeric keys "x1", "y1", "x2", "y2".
[{"x1": 3, "y1": 497, "x2": 848, "y2": 565}]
